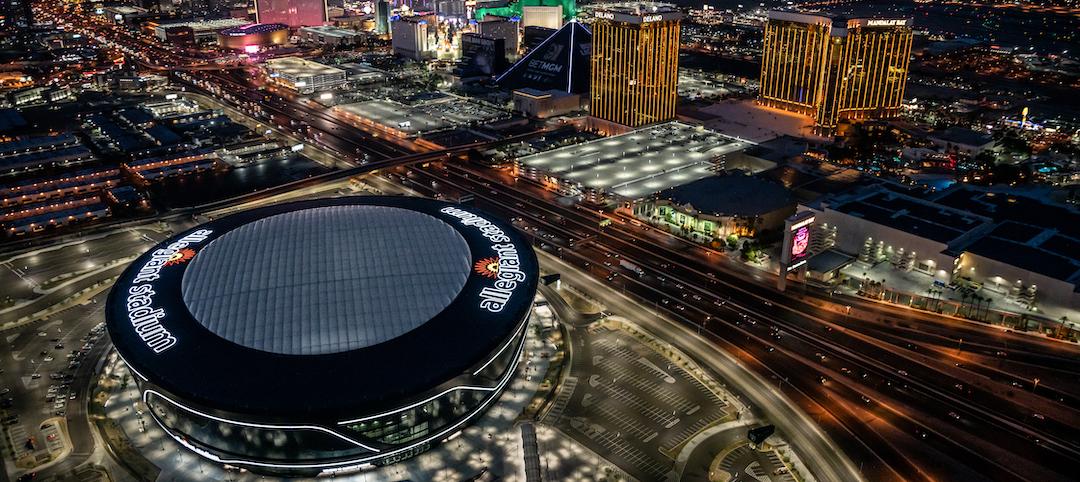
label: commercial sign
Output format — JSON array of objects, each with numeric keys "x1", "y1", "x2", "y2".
[
  {"x1": 126, "y1": 229, "x2": 212, "y2": 354},
  {"x1": 864, "y1": 19, "x2": 909, "y2": 27},
  {"x1": 781, "y1": 212, "x2": 815, "y2": 272},
  {"x1": 440, "y1": 207, "x2": 527, "y2": 313}
]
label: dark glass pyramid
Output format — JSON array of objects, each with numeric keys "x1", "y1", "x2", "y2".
[{"x1": 495, "y1": 21, "x2": 592, "y2": 94}]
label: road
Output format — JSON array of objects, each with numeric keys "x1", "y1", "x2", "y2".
[{"x1": 396, "y1": 161, "x2": 1080, "y2": 482}]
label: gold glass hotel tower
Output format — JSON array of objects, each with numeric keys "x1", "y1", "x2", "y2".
[
  {"x1": 759, "y1": 11, "x2": 912, "y2": 132},
  {"x1": 590, "y1": 6, "x2": 682, "y2": 128}
]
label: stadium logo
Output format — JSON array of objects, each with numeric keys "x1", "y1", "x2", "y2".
[
  {"x1": 474, "y1": 257, "x2": 499, "y2": 279},
  {"x1": 165, "y1": 248, "x2": 196, "y2": 266}
]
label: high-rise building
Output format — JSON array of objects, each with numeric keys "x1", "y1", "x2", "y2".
[
  {"x1": 521, "y1": 5, "x2": 562, "y2": 29},
  {"x1": 255, "y1": 0, "x2": 328, "y2": 27},
  {"x1": 479, "y1": 16, "x2": 519, "y2": 57},
  {"x1": 374, "y1": 0, "x2": 390, "y2": 35},
  {"x1": 590, "y1": 5, "x2": 681, "y2": 128},
  {"x1": 457, "y1": 33, "x2": 506, "y2": 76},
  {"x1": 759, "y1": 11, "x2": 913, "y2": 133},
  {"x1": 391, "y1": 16, "x2": 431, "y2": 60}
]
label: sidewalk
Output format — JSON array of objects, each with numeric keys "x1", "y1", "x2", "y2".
[{"x1": 840, "y1": 262, "x2": 1079, "y2": 343}]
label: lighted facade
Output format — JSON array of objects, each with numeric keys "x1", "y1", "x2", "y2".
[
  {"x1": 255, "y1": 0, "x2": 328, "y2": 28},
  {"x1": 590, "y1": 6, "x2": 682, "y2": 128},
  {"x1": 759, "y1": 12, "x2": 912, "y2": 132}
]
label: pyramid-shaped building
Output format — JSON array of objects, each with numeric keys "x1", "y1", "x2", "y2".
[{"x1": 496, "y1": 21, "x2": 591, "y2": 94}]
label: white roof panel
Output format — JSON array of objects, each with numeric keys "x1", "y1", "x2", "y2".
[{"x1": 180, "y1": 205, "x2": 471, "y2": 355}]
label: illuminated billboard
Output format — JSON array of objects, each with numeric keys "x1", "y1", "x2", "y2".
[
  {"x1": 255, "y1": 0, "x2": 327, "y2": 27},
  {"x1": 781, "y1": 212, "x2": 815, "y2": 271}
]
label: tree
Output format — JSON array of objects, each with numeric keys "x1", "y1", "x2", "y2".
[{"x1": 726, "y1": 234, "x2": 739, "y2": 250}]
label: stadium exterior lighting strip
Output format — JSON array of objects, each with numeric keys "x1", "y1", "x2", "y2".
[
  {"x1": 144, "y1": 329, "x2": 527, "y2": 470},
  {"x1": 472, "y1": 316, "x2": 529, "y2": 376},
  {"x1": 142, "y1": 389, "x2": 381, "y2": 452}
]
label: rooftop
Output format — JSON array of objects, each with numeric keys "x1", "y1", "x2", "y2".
[
  {"x1": 264, "y1": 57, "x2": 347, "y2": 77},
  {"x1": 181, "y1": 205, "x2": 471, "y2": 356},
  {"x1": 220, "y1": 23, "x2": 289, "y2": 35},
  {"x1": 300, "y1": 25, "x2": 363, "y2": 37},
  {"x1": 335, "y1": 97, "x2": 506, "y2": 136},
  {"x1": 831, "y1": 188, "x2": 986, "y2": 244},
  {"x1": 156, "y1": 18, "x2": 250, "y2": 31},
  {"x1": 517, "y1": 121, "x2": 751, "y2": 199},
  {"x1": 929, "y1": 127, "x2": 995, "y2": 147},
  {"x1": 653, "y1": 174, "x2": 795, "y2": 217}
]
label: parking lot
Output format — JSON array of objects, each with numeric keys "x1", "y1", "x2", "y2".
[{"x1": 549, "y1": 321, "x2": 732, "y2": 481}]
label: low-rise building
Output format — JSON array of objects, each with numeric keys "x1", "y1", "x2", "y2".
[
  {"x1": 633, "y1": 174, "x2": 796, "y2": 243},
  {"x1": 299, "y1": 25, "x2": 363, "y2": 46},
  {"x1": 151, "y1": 18, "x2": 251, "y2": 45},
  {"x1": 512, "y1": 88, "x2": 581, "y2": 118},
  {"x1": 263, "y1": 57, "x2": 348, "y2": 94},
  {"x1": 515, "y1": 121, "x2": 751, "y2": 203},
  {"x1": 806, "y1": 184, "x2": 1080, "y2": 312},
  {"x1": 928, "y1": 127, "x2": 997, "y2": 157}
]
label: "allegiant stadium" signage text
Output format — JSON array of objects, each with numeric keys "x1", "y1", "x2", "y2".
[
  {"x1": 440, "y1": 207, "x2": 526, "y2": 313},
  {"x1": 126, "y1": 229, "x2": 212, "y2": 353}
]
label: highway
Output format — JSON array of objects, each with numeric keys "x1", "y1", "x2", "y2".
[
  {"x1": 20, "y1": 5, "x2": 1080, "y2": 480},
  {"x1": 167, "y1": 60, "x2": 1080, "y2": 478},
  {"x1": 395, "y1": 161, "x2": 1080, "y2": 482}
]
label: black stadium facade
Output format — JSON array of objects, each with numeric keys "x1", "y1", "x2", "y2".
[{"x1": 105, "y1": 197, "x2": 538, "y2": 475}]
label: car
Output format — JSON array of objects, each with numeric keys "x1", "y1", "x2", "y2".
[
  {"x1": 1032, "y1": 413, "x2": 1045, "y2": 421},
  {"x1": 30, "y1": 374, "x2": 41, "y2": 379},
  {"x1": 818, "y1": 376, "x2": 828, "y2": 385},
  {"x1": 860, "y1": 395, "x2": 872, "y2": 404},
  {"x1": 0, "y1": 387, "x2": 9, "y2": 395},
  {"x1": 897, "y1": 370, "x2": 908, "y2": 376},
  {"x1": 948, "y1": 411, "x2": 961, "y2": 420},
  {"x1": 43, "y1": 356, "x2": 53, "y2": 362},
  {"x1": 69, "y1": 393, "x2": 76, "y2": 400}
]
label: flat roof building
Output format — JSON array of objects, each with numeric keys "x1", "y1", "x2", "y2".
[
  {"x1": 151, "y1": 18, "x2": 251, "y2": 44},
  {"x1": 807, "y1": 184, "x2": 1080, "y2": 313},
  {"x1": 634, "y1": 174, "x2": 797, "y2": 242},
  {"x1": 333, "y1": 96, "x2": 508, "y2": 138},
  {"x1": 263, "y1": 57, "x2": 348, "y2": 94},
  {"x1": 299, "y1": 25, "x2": 363, "y2": 46},
  {"x1": 515, "y1": 121, "x2": 751, "y2": 201}
]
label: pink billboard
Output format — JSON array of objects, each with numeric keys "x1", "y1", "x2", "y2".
[{"x1": 256, "y1": 0, "x2": 327, "y2": 27}]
